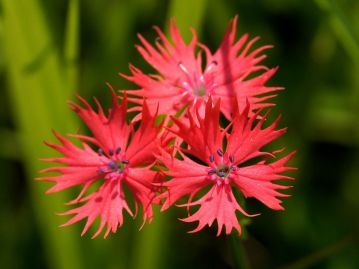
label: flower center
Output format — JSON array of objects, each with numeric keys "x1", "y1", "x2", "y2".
[
  {"x1": 192, "y1": 85, "x2": 207, "y2": 97},
  {"x1": 207, "y1": 150, "x2": 236, "y2": 186},
  {"x1": 107, "y1": 159, "x2": 129, "y2": 173},
  {"x1": 176, "y1": 61, "x2": 217, "y2": 103},
  {"x1": 216, "y1": 164, "x2": 230, "y2": 178},
  {"x1": 97, "y1": 147, "x2": 129, "y2": 181}
]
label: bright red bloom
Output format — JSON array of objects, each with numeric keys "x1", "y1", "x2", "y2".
[
  {"x1": 38, "y1": 87, "x2": 162, "y2": 238},
  {"x1": 158, "y1": 99, "x2": 296, "y2": 236},
  {"x1": 121, "y1": 16, "x2": 281, "y2": 119}
]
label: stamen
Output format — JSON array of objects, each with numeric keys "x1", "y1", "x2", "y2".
[
  {"x1": 108, "y1": 161, "x2": 117, "y2": 170},
  {"x1": 182, "y1": 81, "x2": 189, "y2": 87},
  {"x1": 208, "y1": 169, "x2": 216, "y2": 175},
  {"x1": 178, "y1": 62, "x2": 189, "y2": 74},
  {"x1": 97, "y1": 169, "x2": 105, "y2": 174},
  {"x1": 109, "y1": 149, "x2": 114, "y2": 156},
  {"x1": 97, "y1": 148, "x2": 104, "y2": 156},
  {"x1": 209, "y1": 154, "x2": 215, "y2": 162},
  {"x1": 230, "y1": 166, "x2": 236, "y2": 171},
  {"x1": 116, "y1": 147, "x2": 121, "y2": 154},
  {"x1": 205, "y1": 60, "x2": 218, "y2": 72},
  {"x1": 122, "y1": 160, "x2": 129, "y2": 165},
  {"x1": 218, "y1": 171, "x2": 226, "y2": 178},
  {"x1": 229, "y1": 155, "x2": 234, "y2": 163},
  {"x1": 217, "y1": 149, "x2": 223, "y2": 157}
]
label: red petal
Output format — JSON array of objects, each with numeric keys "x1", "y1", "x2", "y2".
[
  {"x1": 227, "y1": 106, "x2": 287, "y2": 165},
  {"x1": 68, "y1": 85, "x2": 131, "y2": 154},
  {"x1": 169, "y1": 98, "x2": 223, "y2": 162},
  {"x1": 157, "y1": 150, "x2": 209, "y2": 210},
  {"x1": 135, "y1": 19, "x2": 199, "y2": 82},
  {"x1": 233, "y1": 151, "x2": 296, "y2": 210},
  {"x1": 126, "y1": 167, "x2": 163, "y2": 225},
  {"x1": 60, "y1": 179, "x2": 132, "y2": 239},
  {"x1": 125, "y1": 101, "x2": 162, "y2": 166},
  {"x1": 181, "y1": 184, "x2": 255, "y2": 236},
  {"x1": 39, "y1": 132, "x2": 102, "y2": 193}
]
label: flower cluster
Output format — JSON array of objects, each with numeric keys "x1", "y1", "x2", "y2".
[{"x1": 39, "y1": 17, "x2": 296, "y2": 238}]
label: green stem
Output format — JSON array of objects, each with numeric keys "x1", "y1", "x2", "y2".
[{"x1": 231, "y1": 234, "x2": 252, "y2": 269}]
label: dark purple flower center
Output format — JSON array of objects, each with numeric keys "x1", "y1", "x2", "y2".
[
  {"x1": 97, "y1": 147, "x2": 129, "y2": 180},
  {"x1": 107, "y1": 160, "x2": 129, "y2": 173},
  {"x1": 207, "y1": 150, "x2": 236, "y2": 186}
]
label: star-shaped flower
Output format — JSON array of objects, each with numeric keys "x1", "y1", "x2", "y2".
[
  {"x1": 121, "y1": 16, "x2": 281, "y2": 119},
  {"x1": 38, "y1": 87, "x2": 162, "y2": 238},
  {"x1": 158, "y1": 99, "x2": 296, "y2": 235}
]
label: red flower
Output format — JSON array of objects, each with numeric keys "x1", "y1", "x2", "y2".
[
  {"x1": 158, "y1": 99, "x2": 296, "y2": 235},
  {"x1": 121, "y1": 16, "x2": 281, "y2": 119},
  {"x1": 38, "y1": 87, "x2": 162, "y2": 238}
]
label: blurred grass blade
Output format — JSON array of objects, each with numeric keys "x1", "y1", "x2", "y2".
[
  {"x1": 166, "y1": 0, "x2": 207, "y2": 41},
  {"x1": 1, "y1": 0, "x2": 83, "y2": 269},
  {"x1": 315, "y1": 0, "x2": 359, "y2": 65},
  {"x1": 64, "y1": 0, "x2": 80, "y2": 94}
]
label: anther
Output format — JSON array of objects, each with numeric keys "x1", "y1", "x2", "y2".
[
  {"x1": 178, "y1": 62, "x2": 189, "y2": 74},
  {"x1": 230, "y1": 166, "x2": 236, "y2": 171},
  {"x1": 217, "y1": 149, "x2": 223, "y2": 157},
  {"x1": 97, "y1": 148, "x2": 104, "y2": 156},
  {"x1": 97, "y1": 169, "x2": 105, "y2": 174},
  {"x1": 115, "y1": 147, "x2": 121, "y2": 154},
  {"x1": 109, "y1": 149, "x2": 114, "y2": 156},
  {"x1": 108, "y1": 161, "x2": 117, "y2": 170},
  {"x1": 229, "y1": 155, "x2": 234, "y2": 163},
  {"x1": 218, "y1": 171, "x2": 226, "y2": 178},
  {"x1": 122, "y1": 160, "x2": 129, "y2": 165},
  {"x1": 206, "y1": 60, "x2": 218, "y2": 72},
  {"x1": 208, "y1": 169, "x2": 216, "y2": 175},
  {"x1": 209, "y1": 154, "x2": 215, "y2": 163}
]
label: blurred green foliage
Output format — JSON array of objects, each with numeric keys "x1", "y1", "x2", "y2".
[{"x1": 0, "y1": 0, "x2": 358, "y2": 269}]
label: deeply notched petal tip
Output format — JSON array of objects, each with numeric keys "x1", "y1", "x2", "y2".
[
  {"x1": 158, "y1": 87, "x2": 296, "y2": 236},
  {"x1": 38, "y1": 16, "x2": 296, "y2": 238}
]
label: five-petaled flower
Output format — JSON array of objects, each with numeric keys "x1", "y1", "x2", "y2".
[
  {"x1": 157, "y1": 99, "x2": 296, "y2": 235},
  {"x1": 38, "y1": 87, "x2": 163, "y2": 238},
  {"x1": 121, "y1": 16, "x2": 281, "y2": 119}
]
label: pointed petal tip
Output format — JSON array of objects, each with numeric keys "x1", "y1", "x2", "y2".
[{"x1": 45, "y1": 188, "x2": 57, "y2": 194}]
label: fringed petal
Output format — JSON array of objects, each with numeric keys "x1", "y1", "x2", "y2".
[
  {"x1": 233, "y1": 151, "x2": 297, "y2": 210},
  {"x1": 126, "y1": 167, "x2": 163, "y2": 226},
  {"x1": 68, "y1": 85, "x2": 131, "y2": 154},
  {"x1": 227, "y1": 104, "x2": 287, "y2": 164},
  {"x1": 125, "y1": 101, "x2": 162, "y2": 166},
  {"x1": 60, "y1": 179, "x2": 133, "y2": 239},
  {"x1": 180, "y1": 184, "x2": 254, "y2": 236}
]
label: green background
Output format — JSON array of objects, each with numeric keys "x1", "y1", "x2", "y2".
[{"x1": 0, "y1": 0, "x2": 358, "y2": 268}]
